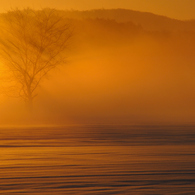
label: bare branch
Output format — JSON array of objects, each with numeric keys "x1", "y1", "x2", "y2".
[{"x1": 0, "y1": 8, "x2": 72, "y2": 107}]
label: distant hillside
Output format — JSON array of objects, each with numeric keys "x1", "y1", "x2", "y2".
[
  {"x1": 1, "y1": 9, "x2": 195, "y2": 51},
  {"x1": 60, "y1": 9, "x2": 195, "y2": 32}
]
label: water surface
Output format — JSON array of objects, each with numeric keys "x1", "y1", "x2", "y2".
[{"x1": 0, "y1": 125, "x2": 195, "y2": 194}]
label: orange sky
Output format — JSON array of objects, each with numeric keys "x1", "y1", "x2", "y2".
[{"x1": 0, "y1": 0, "x2": 195, "y2": 20}]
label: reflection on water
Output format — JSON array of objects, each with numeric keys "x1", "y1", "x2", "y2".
[{"x1": 0, "y1": 125, "x2": 195, "y2": 194}]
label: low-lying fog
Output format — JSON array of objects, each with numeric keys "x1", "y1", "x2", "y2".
[{"x1": 0, "y1": 14, "x2": 195, "y2": 126}]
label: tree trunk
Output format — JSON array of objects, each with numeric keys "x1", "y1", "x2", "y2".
[{"x1": 26, "y1": 96, "x2": 33, "y2": 114}]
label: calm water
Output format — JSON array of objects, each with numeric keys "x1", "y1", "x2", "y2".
[{"x1": 0, "y1": 125, "x2": 195, "y2": 194}]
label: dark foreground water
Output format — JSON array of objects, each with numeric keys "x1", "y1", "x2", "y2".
[{"x1": 0, "y1": 125, "x2": 195, "y2": 194}]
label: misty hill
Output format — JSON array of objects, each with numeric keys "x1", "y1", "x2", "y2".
[
  {"x1": 60, "y1": 9, "x2": 195, "y2": 32},
  {"x1": 70, "y1": 18, "x2": 144, "y2": 50}
]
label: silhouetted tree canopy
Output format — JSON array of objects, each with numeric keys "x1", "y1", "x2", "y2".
[{"x1": 0, "y1": 9, "x2": 72, "y2": 110}]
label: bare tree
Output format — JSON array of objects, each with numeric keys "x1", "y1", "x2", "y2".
[{"x1": 0, "y1": 9, "x2": 72, "y2": 111}]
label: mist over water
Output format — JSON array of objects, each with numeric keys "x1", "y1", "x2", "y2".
[{"x1": 1, "y1": 22, "x2": 195, "y2": 125}]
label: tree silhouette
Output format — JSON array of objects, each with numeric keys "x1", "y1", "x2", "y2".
[{"x1": 0, "y1": 9, "x2": 72, "y2": 111}]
